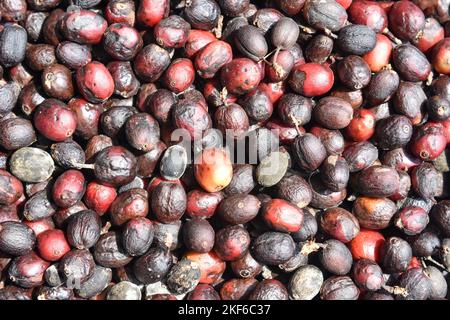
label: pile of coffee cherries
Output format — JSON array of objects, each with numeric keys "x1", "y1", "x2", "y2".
[{"x1": 0, "y1": 0, "x2": 449, "y2": 300}]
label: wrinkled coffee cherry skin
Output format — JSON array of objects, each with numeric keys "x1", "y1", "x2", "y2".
[
  {"x1": 94, "y1": 146, "x2": 138, "y2": 187},
  {"x1": 66, "y1": 209, "x2": 101, "y2": 250},
  {"x1": 0, "y1": 170, "x2": 24, "y2": 205},
  {"x1": 60, "y1": 9, "x2": 107, "y2": 45},
  {"x1": 103, "y1": 23, "x2": 143, "y2": 61},
  {"x1": 0, "y1": 221, "x2": 35, "y2": 256},
  {"x1": 214, "y1": 225, "x2": 250, "y2": 261},
  {"x1": 320, "y1": 208, "x2": 360, "y2": 243}
]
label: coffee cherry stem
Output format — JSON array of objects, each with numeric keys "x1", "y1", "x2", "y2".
[
  {"x1": 323, "y1": 28, "x2": 338, "y2": 39},
  {"x1": 290, "y1": 114, "x2": 304, "y2": 136},
  {"x1": 424, "y1": 256, "x2": 448, "y2": 271},
  {"x1": 300, "y1": 239, "x2": 326, "y2": 256},
  {"x1": 382, "y1": 284, "x2": 409, "y2": 297},
  {"x1": 426, "y1": 71, "x2": 434, "y2": 86},
  {"x1": 261, "y1": 265, "x2": 274, "y2": 279},
  {"x1": 213, "y1": 15, "x2": 224, "y2": 39},
  {"x1": 72, "y1": 163, "x2": 95, "y2": 170},
  {"x1": 298, "y1": 24, "x2": 316, "y2": 35},
  {"x1": 382, "y1": 28, "x2": 402, "y2": 46}
]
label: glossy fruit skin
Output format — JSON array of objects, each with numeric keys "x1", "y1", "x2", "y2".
[
  {"x1": 345, "y1": 109, "x2": 375, "y2": 142},
  {"x1": 320, "y1": 208, "x2": 360, "y2": 243},
  {"x1": 84, "y1": 181, "x2": 117, "y2": 215},
  {"x1": 133, "y1": 246, "x2": 172, "y2": 284},
  {"x1": 137, "y1": 0, "x2": 169, "y2": 27},
  {"x1": 183, "y1": 218, "x2": 215, "y2": 253},
  {"x1": 410, "y1": 123, "x2": 447, "y2": 161},
  {"x1": 261, "y1": 199, "x2": 304, "y2": 233},
  {"x1": 348, "y1": 1, "x2": 387, "y2": 32},
  {"x1": 362, "y1": 34, "x2": 392, "y2": 72},
  {"x1": 220, "y1": 58, "x2": 261, "y2": 95},
  {"x1": 52, "y1": 170, "x2": 86, "y2": 208},
  {"x1": 194, "y1": 148, "x2": 233, "y2": 193},
  {"x1": 313, "y1": 97, "x2": 354, "y2": 129},
  {"x1": 357, "y1": 165, "x2": 400, "y2": 198},
  {"x1": 395, "y1": 206, "x2": 429, "y2": 236},
  {"x1": 67, "y1": 98, "x2": 102, "y2": 140},
  {"x1": 364, "y1": 69, "x2": 399, "y2": 105},
  {"x1": 184, "y1": 30, "x2": 216, "y2": 58},
  {"x1": 235, "y1": 25, "x2": 268, "y2": 61},
  {"x1": 184, "y1": 251, "x2": 226, "y2": 284},
  {"x1": 347, "y1": 229, "x2": 384, "y2": 263},
  {"x1": 133, "y1": 44, "x2": 171, "y2": 82},
  {"x1": 431, "y1": 38, "x2": 450, "y2": 74},
  {"x1": 60, "y1": 9, "x2": 107, "y2": 45},
  {"x1": 292, "y1": 133, "x2": 327, "y2": 172},
  {"x1": 319, "y1": 239, "x2": 353, "y2": 276},
  {"x1": 76, "y1": 62, "x2": 115, "y2": 103},
  {"x1": 195, "y1": 41, "x2": 233, "y2": 79},
  {"x1": 289, "y1": 63, "x2": 334, "y2": 97},
  {"x1": 34, "y1": 99, "x2": 77, "y2": 142},
  {"x1": 415, "y1": 17, "x2": 444, "y2": 54},
  {"x1": 162, "y1": 58, "x2": 195, "y2": 94},
  {"x1": 36, "y1": 229, "x2": 70, "y2": 262}
]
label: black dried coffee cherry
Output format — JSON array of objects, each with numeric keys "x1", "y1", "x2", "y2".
[
  {"x1": 252, "y1": 232, "x2": 295, "y2": 265},
  {"x1": 66, "y1": 210, "x2": 101, "y2": 250}
]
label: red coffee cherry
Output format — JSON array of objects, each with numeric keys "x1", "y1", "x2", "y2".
[
  {"x1": 162, "y1": 58, "x2": 195, "y2": 93},
  {"x1": 52, "y1": 170, "x2": 86, "y2": 208},
  {"x1": 76, "y1": 62, "x2": 115, "y2": 103},
  {"x1": 137, "y1": 0, "x2": 169, "y2": 28},
  {"x1": 84, "y1": 181, "x2": 117, "y2": 216},
  {"x1": 60, "y1": 9, "x2": 108, "y2": 44},
  {"x1": 220, "y1": 58, "x2": 261, "y2": 95},
  {"x1": 37, "y1": 229, "x2": 71, "y2": 262},
  {"x1": 34, "y1": 99, "x2": 77, "y2": 142},
  {"x1": 195, "y1": 40, "x2": 233, "y2": 79},
  {"x1": 289, "y1": 63, "x2": 334, "y2": 97},
  {"x1": 154, "y1": 15, "x2": 191, "y2": 49}
]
